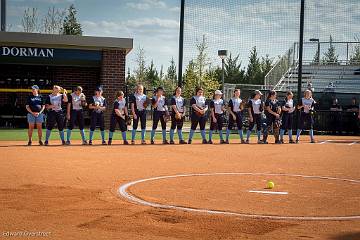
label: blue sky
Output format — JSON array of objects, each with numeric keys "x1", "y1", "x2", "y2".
[{"x1": 5, "y1": 0, "x2": 360, "y2": 73}]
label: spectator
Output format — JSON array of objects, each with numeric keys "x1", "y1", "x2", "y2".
[
  {"x1": 346, "y1": 97, "x2": 359, "y2": 135},
  {"x1": 330, "y1": 98, "x2": 342, "y2": 135}
]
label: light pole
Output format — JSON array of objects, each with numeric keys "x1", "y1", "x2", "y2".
[
  {"x1": 309, "y1": 38, "x2": 320, "y2": 64},
  {"x1": 1, "y1": 0, "x2": 6, "y2": 32},
  {"x1": 218, "y1": 50, "x2": 228, "y2": 96}
]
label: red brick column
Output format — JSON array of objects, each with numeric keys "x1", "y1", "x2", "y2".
[{"x1": 100, "y1": 49, "x2": 126, "y2": 128}]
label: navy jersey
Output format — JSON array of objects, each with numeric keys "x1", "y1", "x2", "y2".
[
  {"x1": 151, "y1": 95, "x2": 167, "y2": 111},
  {"x1": 228, "y1": 97, "x2": 243, "y2": 112},
  {"x1": 68, "y1": 92, "x2": 85, "y2": 110},
  {"x1": 26, "y1": 94, "x2": 43, "y2": 113},
  {"x1": 113, "y1": 98, "x2": 127, "y2": 116},
  {"x1": 248, "y1": 98, "x2": 263, "y2": 114},
  {"x1": 170, "y1": 96, "x2": 185, "y2": 113},
  {"x1": 265, "y1": 99, "x2": 280, "y2": 116},
  {"x1": 89, "y1": 96, "x2": 107, "y2": 113},
  {"x1": 210, "y1": 99, "x2": 224, "y2": 114},
  {"x1": 300, "y1": 97, "x2": 315, "y2": 114},
  {"x1": 45, "y1": 94, "x2": 64, "y2": 111},
  {"x1": 129, "y1": 93, "x2": 147, "y2": 111}
]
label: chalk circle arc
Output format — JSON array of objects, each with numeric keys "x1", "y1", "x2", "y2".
[{"x1": 118, "y1": 172, "x2": 360, "y2": 221}]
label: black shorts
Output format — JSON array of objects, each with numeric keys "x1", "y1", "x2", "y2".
[
  {"x1": 210, "y1": 113, "x2": 224, "y2": 131},
  {"x1": 46, "y1": 110, "x2": 65, "y2": 131},
  {"x1": 171, "y1": 112, "x2": 184, "y2": 130},
  {"x1": 227, "y1": 111, "x2": 243, "y2": 130}
]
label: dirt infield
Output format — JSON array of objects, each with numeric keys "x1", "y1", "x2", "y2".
[{"x1": 0, "y1": 135, "x2": 360, "y2": 240}]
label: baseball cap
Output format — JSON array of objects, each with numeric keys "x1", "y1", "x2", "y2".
[
  {"x1": 254, "y1": 90, "x2": 263, "y2": 96},
  {"x1": 31, "y1": 85, "x2": 39, "y2": 90},
  {"x1": 215, "y1": 90, "x2": 223, "y2": 95}
]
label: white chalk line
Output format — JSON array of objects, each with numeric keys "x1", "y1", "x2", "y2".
[
  {"x1": 319, "y1": 140, "x2": 360, "y2": 145},
  {"x1": 118, "y1": 172, "x2": 360, "y2": 221},
  {"x1": 249, "y1": 190, "x2": 288, "y2": 195}
]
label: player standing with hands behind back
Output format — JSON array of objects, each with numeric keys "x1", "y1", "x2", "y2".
[
  {"x1": 130, "y1": 84, "x2": 148, "y2": 144},
  {"x1": 296, "y1": 90, "x2": 316, "y2": 143},
  {"x1": 44, "y1": 85, "x2": 68, "y2": 146},
  {"x1": 208, "y1": 90, "x2": 226, "y2": 144},
  {"x1": 280, "y1": 91, "x2": 295, "y2": 143},
  {"x1": 226, "y1": 89, "x2": 245, "y2": 144},
  {"x1": 245, "y1": 90, "x2": 264, "y2": 144}
]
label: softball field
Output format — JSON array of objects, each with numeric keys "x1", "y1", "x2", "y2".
[{"x1": 0, "y1": 135, "x2": 360, "y2": 240}]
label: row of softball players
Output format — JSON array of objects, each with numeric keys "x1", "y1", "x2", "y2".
[
  {"x1": 127, "y1": 85, "x2": 316, "y2": 145},
  {"x1": 26, "y1": 84, "x2": 316, "y2": 145}
]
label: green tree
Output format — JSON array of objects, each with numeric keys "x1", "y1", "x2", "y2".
[
  {"x1": 126, "y1": 67, "x2": 137, "y2": 93},
  {"x1": 133, "y1": 47, "x2": 147, "y2": 86},
  {"x1": 246, "y1": 46, "x2": 262, "y2": 84},
  {"x1": 260, "y1": 54, "x2": 273, "y2": 81},
  {"x1": 202, "y1": 68, "x2": 220, "y2": 99},
  {"x1": 166, "y1": 57, "x2": 177, "y2": 84},
  {"x1": 183, "y1": 60, "x2": 198, "y2": 99},
  {"x1": 146, "y1": 60, "x2": 160, "y2": 88},
  {"x1": 322, "y1": 35, "x2": 338, "y2": 64},
  {"x1": 62, "y1": 4, "x2": 82, "y2": 35},
  {"x1": 350, "y1": 45, "x2": 360, "y2": 64},
  {"x1": 223, "y1": 53, "x2": 246, "y2": 84},
  {"x1": 183, "y1": 35, "x2": 219, "y2": 98},
  {"x1": 194, "y1": 35, "x2": 211, "y2": 85}
]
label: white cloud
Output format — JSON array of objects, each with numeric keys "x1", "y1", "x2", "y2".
[{"x1": 126, "y1": 0, "x2": 167, "y2": 10}]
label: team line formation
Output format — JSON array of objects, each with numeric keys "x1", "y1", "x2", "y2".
[{"x1": 25, "y1": 84, "x2": 317, "y2": 146}]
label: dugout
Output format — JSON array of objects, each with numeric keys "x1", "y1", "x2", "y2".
[{"x1": 0, "y1": 32, "x2": 133, "y2": 128}]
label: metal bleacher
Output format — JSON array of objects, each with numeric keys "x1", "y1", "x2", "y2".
[{"x1": 274, "y1": 64, "x2": 360, "y2": 93}]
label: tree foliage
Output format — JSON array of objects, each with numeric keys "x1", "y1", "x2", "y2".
[
  {"x1": 246, "y1": 46, "x2": 263, "y2": 84},
  {"x1": 21, "y1": 8, "x2": 40, "y2": 33},
  {"x1": 62, "y1": 4, "x2": 82, "y2": 35},
  {"x1": 43, "y1": 6, "x2": 65, "y2": 34},
  {"x1": 322, "y1": 35, "x2": 338, "y2": 64}
]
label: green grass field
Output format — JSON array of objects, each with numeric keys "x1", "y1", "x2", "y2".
[{"x1": 0, "y1": 129, "x2": 238, "y2": 141}]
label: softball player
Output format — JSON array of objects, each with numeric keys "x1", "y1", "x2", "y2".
[
  {"x1": 25, "y1": 85, "x2": 45, "y2": 146},
  {"x1": 280, "y1": 91, "x2": 295, "y2": 143},
  {"x1": 66, "y1": 86, "x2": 87, "y2": 145},
  {"x1": 150, "y1": 87, "x2": 169, "y2": 144},
  {"x1": 88, "y1": 87, "x2": 107, "y2": 145},
  {"x1": 188, "y1": 87, "x2": 208, "y2": 144},
  {"x1": 296, "y1": 90, "x2": 316, "y2": 143},
  {"x1": 245, "y1": 90, "x2": 264, "y2": 144},
  {"x1": 108, "y1": 91, "x2": 129, "y2": 145},
  {"x1": 208, "y1": 90, "x2": 226, "y2": 144},
  {"x1": 226, "y1": 89, "x2": 245, "y2": 144},
  {"x1": 44, "y1": 85, "x2": 68, "y2": 145},
  {"x1": 263, "y1": 90, "x2": 281, "y2": 144},
  {"x1": 130, "y1": 84, "x2": 147, "y2": 145},
  {"x1": 169, "y1": 87, "x2": 187, "y2": 144}
]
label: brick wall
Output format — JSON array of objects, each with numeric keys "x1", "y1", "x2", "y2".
[
  {"x1": 100, "y1": 49, "x2": 126, "y2": 127},
  {"x1": 0, "y1": 49, "x2": 127, "y2": 129}
]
